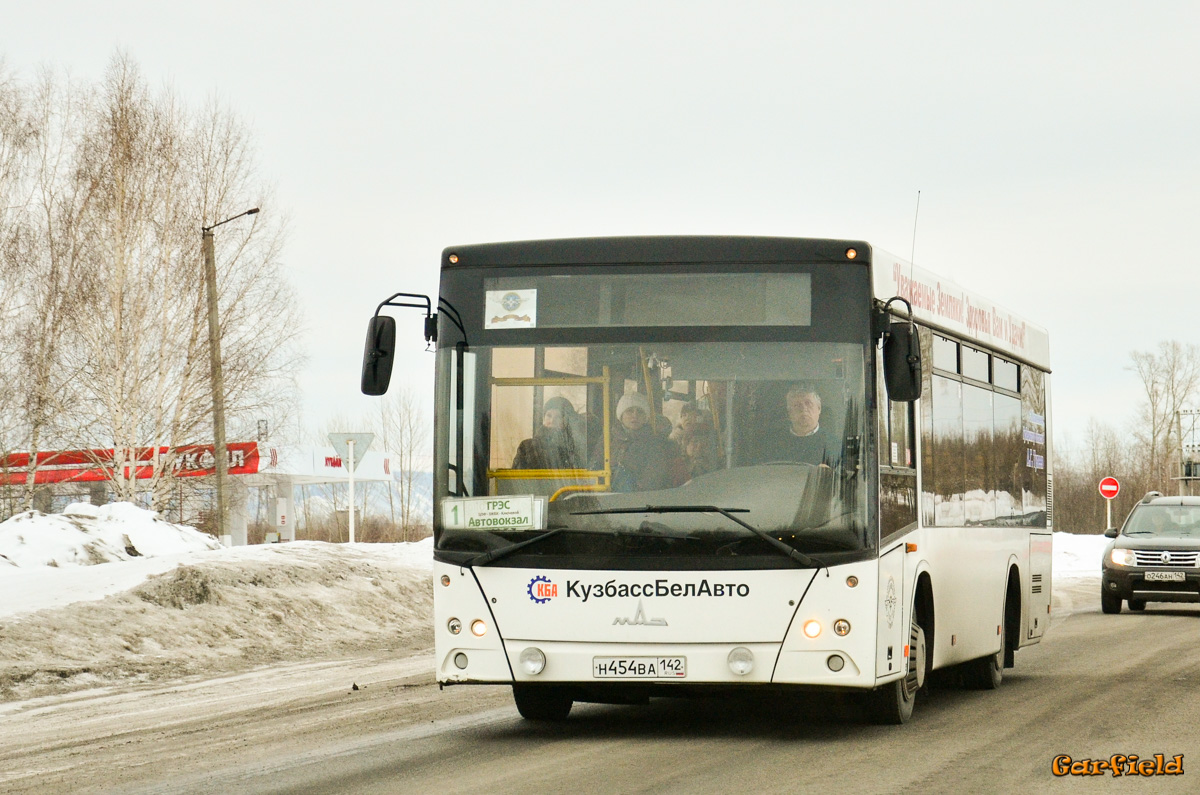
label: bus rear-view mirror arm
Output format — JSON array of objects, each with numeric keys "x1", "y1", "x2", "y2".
[
  {"x1": 880, "y1": 296, "x2": 922, "y2": 403},
  {"x1": 360, "y1": 293, "x2": 468, "y2": 396}
]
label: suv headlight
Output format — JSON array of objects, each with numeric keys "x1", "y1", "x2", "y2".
[{"x1": 1110, "y1": 548, "x2": 1136, "y2": 566}]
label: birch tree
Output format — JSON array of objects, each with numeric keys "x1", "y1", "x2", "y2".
[
  {"x1": 1130, "y1": 341, "x2": 1200, "y2": 489},
  {"x1": 0, "y1": 54, "x2": 301, "y2": 517}
]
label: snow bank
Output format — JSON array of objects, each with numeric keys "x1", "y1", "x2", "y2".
[
  {"x1": 0, "y1": 538, "x2": 436, "y2": 701},
  {"x1": 1052, "y1": 531, "x2": 1108, "y2": 579},
  {"x1": 0, "y1": 502, "x2": 220, "y2": 569},
  {"x1": 0, "y1": 503, "x2": 432, "y2": 621}
]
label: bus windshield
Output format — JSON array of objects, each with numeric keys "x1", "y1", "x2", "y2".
[{"x1": 435, "y1": 340, "x2": 869, "y2": 569}]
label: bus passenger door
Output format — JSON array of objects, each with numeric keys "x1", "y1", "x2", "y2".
[{"x1": 875, "y1": 544, "x2": 907, "y2": 679}]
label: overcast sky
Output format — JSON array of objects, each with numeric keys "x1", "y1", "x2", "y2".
[{"x1": 7, "y1": 2, "x2": 1200, "y2": 452}]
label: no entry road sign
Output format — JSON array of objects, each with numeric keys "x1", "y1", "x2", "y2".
[{"x1": 1099, "y1": 477, "x2": 1120, "y2": 500}]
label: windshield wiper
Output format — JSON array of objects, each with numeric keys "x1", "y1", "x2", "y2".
[
  {"x1": 466, "y1": 527, "x2": 572, "y2": 568},
  {"x1": 570, "y1": 505, "x2": 823, "y2": 568}
]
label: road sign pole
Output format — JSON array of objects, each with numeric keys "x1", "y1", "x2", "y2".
[
  {"x1": 327, "y1": 432, "x2": 374, "y2": 544},
  {"x1": 1098, "y1": 477, "x2": 1121, "y2": 530},
  {"x1": 1106, "y1": 498, "x2": 1112, "y2": 531},
  {"x1": 348, "y1": 439, "x2": 356, "y2": 544}
]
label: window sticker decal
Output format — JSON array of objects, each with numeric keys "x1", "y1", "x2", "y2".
[{"x1": 485, "y1": 289, "x2": 537, "y2": 329}]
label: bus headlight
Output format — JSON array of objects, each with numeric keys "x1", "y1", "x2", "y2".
[
  {"x1": 447, "y1": 618, "x2": 462, "y2": 635},
  {"x1": 728, "y1": 647, "x2": 755, "y2": 676},
  {"x1": 803, "y1": 620, "x2": 822, "y2": 638},
  {"x1": 1110, "y1": 548, "x2": 1136, "y2": 567},
  {"x1": 833, "y1": 619, "x2": 851, "y2": 636},
  {"x1": 470, "y1": 619, "x2": 488, "y2": 637},
  {"x1": 519, "y1": 647, "x2": 546, "y2": 676}
]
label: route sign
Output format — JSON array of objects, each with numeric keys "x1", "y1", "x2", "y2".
[
  {"x1": 1098, "y1": 477, "x2": 1120, "y2": 500},
  {"x1": 442, "y1": 495, "x2": 540, "y2": 531}
]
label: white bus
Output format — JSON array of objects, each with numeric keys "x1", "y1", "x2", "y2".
[{"x1": 361, "y1": 236, "x2": 1052, "y2": 724}]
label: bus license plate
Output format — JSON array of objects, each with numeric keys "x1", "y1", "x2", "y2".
[
  {"x1": 593, "y1": 657, "x2": 686, "y2": 679},
  {"x1": 1145, "y1": 571, "x2": 1185, "y2": 582}
]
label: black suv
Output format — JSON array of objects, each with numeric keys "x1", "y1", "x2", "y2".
[{"x1": 1101, "y1": 493, "x2": 1200, "y2": 613}]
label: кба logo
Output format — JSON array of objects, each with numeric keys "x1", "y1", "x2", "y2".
[{"x1": 527, "y1": 575, "x2": 558, "y2": 604}]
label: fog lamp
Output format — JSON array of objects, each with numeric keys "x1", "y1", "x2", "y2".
[
  {"x1": 827, "y1": 655, "x2": 845, "y2": 672},
  {"x1": 519, "y1": 647, "x2": 546, "y2": 676},
  {"x1": 728, "y1": 647, "x2": 755, "y2": 676},
  {"x1": 453, "y1": 652, "x2": 468, "y2": 669}
]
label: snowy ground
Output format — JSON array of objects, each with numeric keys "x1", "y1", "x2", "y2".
[
  {"x1": 0, "y1": 504, "x2": 1106, "y2": 702},
  {"x1": 0, "y1": 504, "x2": 433, "y2": 701}
]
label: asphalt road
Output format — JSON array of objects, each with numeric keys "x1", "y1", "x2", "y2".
[{"x1": 4, "y1": 576, "x2": 1199, "y2": 794}]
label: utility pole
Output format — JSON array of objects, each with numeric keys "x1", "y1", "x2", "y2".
[
  {"x1": 202, "y1": 207, "x2": 259, "y2": 542},
  {"x1": 1179, "y1": 409, "x2": 1200, "y2": 498}
]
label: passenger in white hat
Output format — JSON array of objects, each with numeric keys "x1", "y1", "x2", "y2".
[
  {"x1": 616, "y1": 392, "x2": 652, "y2": 432},
  {"x1": 593, "y1": 390, "x2": 685, "y2": 492}
]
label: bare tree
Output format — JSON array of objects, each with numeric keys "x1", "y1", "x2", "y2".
[
  {"x1": 1, "y1": 67, "x2": 96, "y2": 509},
  {"x1": 1129, "y1": 341, "x2": 1200, "y2": 490},
  {"x1": 0, "y1": 54, "x2": 301, "y2": 518},
  {"x1": 376, "y1": 386, "x2": 430, "y2": 539}
]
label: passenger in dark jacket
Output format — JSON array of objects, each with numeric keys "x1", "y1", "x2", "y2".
[
  {"x1": 670, "y1": 402, "x2": 720, "y2": 479},
  {"x1": 512, "y1": 396, "x2": 585, "y2": 470}
]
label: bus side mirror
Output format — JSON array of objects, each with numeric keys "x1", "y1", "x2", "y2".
[
  {"x1": 883, "y1": 322, "x2": 922, "y2": 402},
  {"x1": 361, "y1": 315, "x2": 396, "y2": 396}
]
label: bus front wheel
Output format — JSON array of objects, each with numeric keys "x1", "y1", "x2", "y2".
[
  {"x1": 869, "y1": 618, "x2": 925, "y2": 725},
  {"x1": 512, "y1": 685, "x2": 573, "y2": 721}
]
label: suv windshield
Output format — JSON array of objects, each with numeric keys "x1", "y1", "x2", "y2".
[
  {"x1": 1124, "y1": 505, "x2": 1200, "y2": 537},
  {"x1": 434, "y1": 340, "x2": 869, "y2": 569}
]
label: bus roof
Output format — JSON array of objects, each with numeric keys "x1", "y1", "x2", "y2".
[
  {"x1": 439, "y1": 236, "x2": 1050, "y2": 369},
  {"x1": 873, "y1": 248, "x2": 1050, "y2": 370},
  {"x1": 441, "y1": 235, "x2": 869, "y2": 267}
]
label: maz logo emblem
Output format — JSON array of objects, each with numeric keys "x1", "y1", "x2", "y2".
[
  {"x1": 884, "y1": 577, "x2": 898, "y2": 629},
  {"x1": 613, "y1": 600, "x2": 667, "y2": 626}
]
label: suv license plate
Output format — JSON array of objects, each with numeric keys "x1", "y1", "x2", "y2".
[
  {"x1": 593, "y1": 657, "x2": 686, "y2": 679},
  {"x1": 1145, "y1": 571, "x2": 1186, "y2": 582}
]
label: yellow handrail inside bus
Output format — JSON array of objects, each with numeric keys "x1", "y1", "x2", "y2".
[
  {"x1": 487, "y1": 366, "x2": 612, "y2": 494},
  {"x1": 548, "y1": 484, "x2": 610, "y2": 502}
]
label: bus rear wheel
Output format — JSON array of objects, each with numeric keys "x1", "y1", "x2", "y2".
[
  {"x1": 962, "y1": 625, "x2": 1004, "y2": 690},
  {"x1": 512, "y1": 685, "x2": 573, "y2": 721}
]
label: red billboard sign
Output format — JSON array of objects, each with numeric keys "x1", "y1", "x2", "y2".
[{"x1": 0, "y1": 442, "x2": 261, "y2": 486}]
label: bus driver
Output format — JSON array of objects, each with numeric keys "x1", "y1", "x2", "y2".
[{"x1": 764, "y1": 383, "x2": 839, "y2": 468}]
